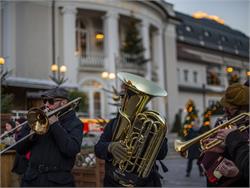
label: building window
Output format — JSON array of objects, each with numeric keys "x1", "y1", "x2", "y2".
[
  {"x1": 207, "y1": 67, "x2": 221, "y2": 85},
  {"x1": 184, "y1": 69, "x2": 189, "y2": 82},
  {"x1": 220, "y1": 35, "x2": 227, "y2": 42},
  {"x1": 76, "y1": 18, "x2": 88, "y2": 57},
  {"x1": 193, "y1": 71, "x2": 198, "y2": 83},
  {"x1": 208, "y1": 100, "x2": 217, "y2": 107},
  {"x1": 227, "y1": 68, "x2": 241, "y2": 85},
  {"x1": 177, "y1": 68, "x2": 180, "y2": 82}
]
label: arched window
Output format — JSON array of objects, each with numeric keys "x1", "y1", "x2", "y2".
[{"x1": 76, "y1": 18, "x2": 88, "y2": 57}]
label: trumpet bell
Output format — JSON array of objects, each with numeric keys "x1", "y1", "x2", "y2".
[{"x1": 27, "y1": 108, "x2": 49, "y2": 135}]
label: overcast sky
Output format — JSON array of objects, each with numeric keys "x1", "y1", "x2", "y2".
[{"x1": 165, "y1": 0, "x2": 249, "y2": 36}]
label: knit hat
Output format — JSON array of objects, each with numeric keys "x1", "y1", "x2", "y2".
[{"x1": 220, "y1": 83, "x2": 249, "y2": 107}]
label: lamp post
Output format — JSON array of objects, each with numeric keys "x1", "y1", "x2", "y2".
[{"x1": 50, "y1": 63, "x2": 67, "y2": 86}]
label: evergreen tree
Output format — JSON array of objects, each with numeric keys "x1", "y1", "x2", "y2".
[
  {"x1": 121, "y1": 18, "x2": 148, "y2": 65},
  {"x1": 171, "y1": 113, "x2": 182, "y2": 136},
  {"x1": 182, "y1": 99, "x2": 199, "y2": 138}
]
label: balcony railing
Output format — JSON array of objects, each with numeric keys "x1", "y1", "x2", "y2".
[
  {"x1": 79, "y1": 53, "x2": 105, "y2": 67},
  {"x1": 116, "y1": 53, "x2": 147, "y2": 76}
]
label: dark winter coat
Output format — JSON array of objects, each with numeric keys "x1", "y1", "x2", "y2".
[
  {"x1": 201, "y1": 117, "x2": 249, "y2": 187},
  {"x1": 16, "y1": 110, "x2": 83, "y2": 187},
  {"x1": 185, "y1": 128, "x2": 201, "y2": 159},
  {"x1": 225, "y1": 130, "x2": 249, "y2": 186},
  {"x1": 94, "y1": 118, "x2": 168, "y2": 187},
  {"x1": 12, "y1": 152, "x2": 29, "y2": 175}
]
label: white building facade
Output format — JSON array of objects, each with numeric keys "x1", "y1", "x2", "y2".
[
  {"x1": 1, "y1": 1, "x2": 248, "y2": 130},
  {"x1": 0, "y1": 0, "x2": 180, "y2": 128},
  {"x1": 175, "y1": 12, "x2": 249, "y2": 122}
]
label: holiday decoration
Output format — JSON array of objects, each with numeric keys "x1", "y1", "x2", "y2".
[
  {"x1": 200, "y1": 101, "x2": 223, "y2": 134},
  {"x1": 182, "y1": 99, "x2": 199, "y2": 137}
]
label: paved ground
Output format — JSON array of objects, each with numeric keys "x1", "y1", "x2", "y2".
[
  {"x1": 159, "y1": 133, "x2": 206, "y2": 187},
  {"x1": 159, "y1": 157, "x2": 206, "y2": 187}
]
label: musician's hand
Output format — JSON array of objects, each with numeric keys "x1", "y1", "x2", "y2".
[
  {"x1": 216, "y1": 158, "x2": 239, "y2": 177},
  {"x1": 108, "y1": 141, "x2": 129, "y2": 161},
  {"x1": 49, "y1": 115, "x2": 59, "y2": 125},
  {"x1": 216, "y1": 127, "x2": 237, "y2": 142}
]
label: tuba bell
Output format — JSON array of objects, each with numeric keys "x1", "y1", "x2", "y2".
[{"x1": 111, "y1": 72, "x2": 168, "y2": 182}]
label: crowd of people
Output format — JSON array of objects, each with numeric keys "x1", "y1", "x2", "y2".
[{"x1": 0, "y1": 80, "x2": 249, "y2": 187}]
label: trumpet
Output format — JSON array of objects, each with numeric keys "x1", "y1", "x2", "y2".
[
  {"x1": 175, "y1": 112, "x2": 250, "y2": 158},
  {"x1": 0, "y1": 97, "x2": 81, "y2": 154}
]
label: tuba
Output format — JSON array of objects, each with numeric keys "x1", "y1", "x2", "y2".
[{"x1": 111, "y1": 72, "x2": 168, "y2": 184}]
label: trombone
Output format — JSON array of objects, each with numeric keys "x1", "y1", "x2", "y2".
[
  {"x1": 0, "y1": 97, "x2": 81, "y2": 154},
  {"x1": 174, "y1": 112, "x2": 250, "y2": 158}
]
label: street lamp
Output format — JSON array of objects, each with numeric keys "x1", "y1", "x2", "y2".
[
  {"x1": 101, "y1": 71, "x2": 116, "y2": 80},
  {"x1": 50, "y1": 63, "x2": 67, "y2": 86},
  {"x1": 226, "y1": 66, "x2": 234, "y2": 73},
  {"x1": 0, "y1": 57, "x2": 5, "y2": 65}
]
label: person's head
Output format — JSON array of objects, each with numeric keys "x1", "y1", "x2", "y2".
[
  {"x1": 220, "y1": 83, "x2": 249, "y2": 118},
  {"x1": 5, "y1": 120, "x2": 16, "y2": 132},
  {"x1": 15, "y1": 117, "x2": 26, "y2": 131},
  {"x1": 41, "y1": 87, "x2": 69, "y2": 110}
]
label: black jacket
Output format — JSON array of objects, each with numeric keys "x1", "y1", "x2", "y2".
[
  {"x1": 94, "y1": 118, "x2": 168, "y2": 187},
  {"x1": 16, "y1": 110, "x2": 83, "y2": 187},
  {"x1": 225, "y1": 130, "x2": 249, "y2": 186},
  {"x1": 203, "y1": 117, "x2": 249, "y2": 187},
  {"x1": 184, "y1": 128, "x2": 201, "y2": 159}
]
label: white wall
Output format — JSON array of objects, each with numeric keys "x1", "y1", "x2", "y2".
[
  {"x1": 178, "y1": 60, "x2": 207, "y2": 86},
  {"x1": 15, "y1": 2, "x2": 51, "y2": 79}
]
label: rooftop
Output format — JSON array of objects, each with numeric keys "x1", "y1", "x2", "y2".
[{"x1": 176, "y1": 11, "x2": 249, "y2": 58}]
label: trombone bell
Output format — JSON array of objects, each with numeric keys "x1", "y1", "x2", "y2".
[{"x1": 27, "y1": 108, "x2": 49, "y2": 135}]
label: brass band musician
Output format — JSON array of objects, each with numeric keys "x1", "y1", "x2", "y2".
[
  {"x1": 94, "y1": 116, "x2": 168, "y2": 187},
  {"x1": 94, "y1": 74, "x2": 169, "y2": 187},
  {"x1": 16, "y1": 87, "x2": 83, "y2": 187},
  {"x1": 198, "y1": 83, "x2": 249, "y2": 187}
]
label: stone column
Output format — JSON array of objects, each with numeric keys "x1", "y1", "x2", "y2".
[
  {"x1": 164, "y1": 23, "x2": 179, "y2": 130},
  {"x1": 103, "y1": 11, "x2": 119, "y2": 118},
  {"x1": 61, "y1": 5, "x2": 77, "y2": 86},
  {"x1": 141, "y1": 19, "x2": 151, "y2": 81},
  {"x1": 2, "y1": 1, "x2": 16, "y2": 75},
  {"x1": 141, "y1": 19, "x2": 152, "y2": 109},
  {"x1": 103, "y1": 11, "x2": 119, "y2": 75},
  {"x1": 154, "y1": 28, "x2": 166, "y2": 116}
]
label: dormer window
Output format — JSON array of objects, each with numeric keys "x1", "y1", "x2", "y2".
[
  {"x1": 204, "y1": 31, "x2": 210, "y2": 37},
  {"x1": 221, "y1": 35, "x2": 227, "y2": 42},
  {"x1": 185, "y1": 25, "x2": 192, "y2": 32}
]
